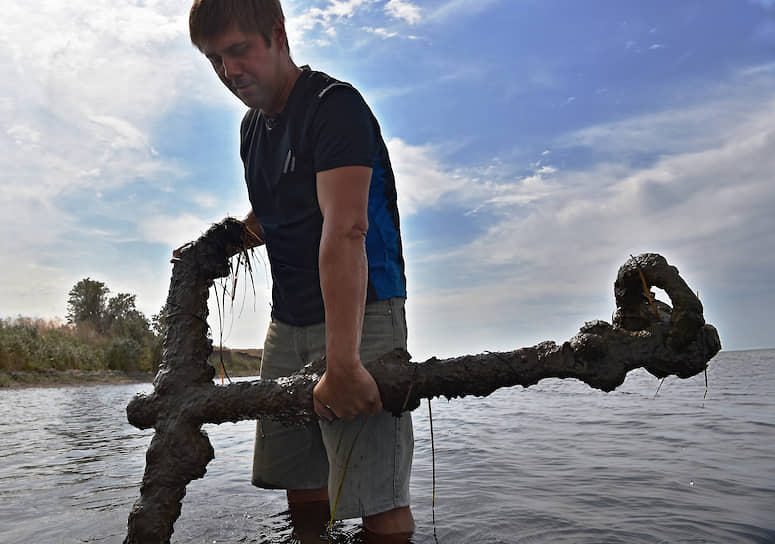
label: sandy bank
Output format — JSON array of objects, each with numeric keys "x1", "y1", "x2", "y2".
[{"x1": 0, "y1": 369, "x2": 154, "y2": 389}]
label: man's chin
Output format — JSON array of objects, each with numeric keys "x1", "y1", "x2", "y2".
[{"x1": 236, "y1": 89, "x2": 260, "y2": 109}]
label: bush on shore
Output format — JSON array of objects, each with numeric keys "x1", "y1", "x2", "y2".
[
  {"x1": 1, "y1": 278, "x2": 164, "y2": 375},
  {"x1": 1, "y1": 279, "x2": 262, "y2": 385},
  {"x1": 0, "y1": 316, "x2": 157, "y2": 373}
]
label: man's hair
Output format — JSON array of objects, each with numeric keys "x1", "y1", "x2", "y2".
[{"x1": 189, "y1": 0, "x2": 288, "y2": 52}]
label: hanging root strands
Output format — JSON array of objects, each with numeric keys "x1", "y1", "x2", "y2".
[
  {"x1": 631, "y1": 254, "x2": 661, "y2": 320},
  {"x1": 653, "y1": 377, "x2": 666, "y2": 399},
  {"x1": 429, "y1": 398, "x2": 437, "y2": 529},
  {"x1": 212, "y1": 234, "x2": 264, "y2": 385}
]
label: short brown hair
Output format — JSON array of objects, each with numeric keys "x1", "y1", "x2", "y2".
[{"x1": 189, "y1": 0, "x2": 287, "y2": 52}]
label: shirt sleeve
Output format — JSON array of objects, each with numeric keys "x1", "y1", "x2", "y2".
[
  {"x1": 239, "y1": 109, "x2": 259, "y2": 164},
  {"x1": 311, "y1": 86, "x2": 378, "y2": 173}
]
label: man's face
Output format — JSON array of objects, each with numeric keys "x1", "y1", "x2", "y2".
[{"x1": 201, "y1": 23, "x2": 286, "y2": 113}]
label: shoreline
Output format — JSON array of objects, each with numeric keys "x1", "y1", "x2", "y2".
[
  {"x1": 0, "y1": 368, "x2": 261, "y2": 389},
  {"x1": 0, "y1": 369, "x2": 155, "y2": 389}
]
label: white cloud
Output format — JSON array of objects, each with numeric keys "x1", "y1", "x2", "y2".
[
  {"x1": 88, "y1": 115, "x2": 150, "y2": 152},
  {"x1": 0, "y1": 1, "x2": 203, "y2": 201},
  {"x1": 363, "y1": 26, "x2": 399, "y2": 39},
  {"x1": 462, "y1": 101, "x2": 772, "y2": 278},
  {"x1": 740, "y1": 62, "x2": 775, "y2": 77},
  {"x1": 286, "y1": 0, "x2": 375, "y2": 44},
  {"x1": 385, "y1": 0, "x2": 422, "y2": 24},
  {"x1": 427, "y1": 0, "x2": 505, "y2": 23},
  {"x1": 139, "y1": 213, "x2": 215, "y2": 248},
  {"x1": 287, "y1": 0, "x2": 502, "y2": 54},
  {"x1": 191, "y1": 193, "x2": 220, "y2": 210},
  {"x1": 384, "y1": 137, "x2": 563, "y2": 218},
  {"x1": 2, "y1": 1, "x2": 771, "y2": 360},
  {"x1": 400, "y1": 71, "x2": 775, "y2": 357},
  {"x1": 7, "y1": 124, "x2": 41, "y2": 147},
  {"x1": 327, "y1": 0, "x2": 373, "y2": 18},
  {"x1": 559, "y1": 79, "x2": 767, "y2": 157},
  {"x1": 0, "y1": 1, "x2": 219, "y2": 321},
  {"x1": 386, "y1": 138, "x2": 471, "y2": 214}
]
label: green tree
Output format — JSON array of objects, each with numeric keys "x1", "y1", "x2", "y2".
[
  {"x1": 66, "y1": 278, "x2": 109, "y2": 332},
  {"x1": 105, "y1": 337, "x2": 144, "y2": 371},
  {"x1": 105, "y1": 293, "x2": 149, "y2": 342},
  {"x1": 64, "y1": 278, "x2": 160, "y2": 372},
  {"x1": 150, "y1": 302, "x2": 170, "y2": 371},
  {"x1": 151, "y1": 302, "x2": 169, "y2": 338}
]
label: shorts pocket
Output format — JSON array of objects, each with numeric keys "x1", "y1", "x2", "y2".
[
  {"x1": 363, "y1": 298, "x2": 393, "y2": 317},
  {"x1": 360, "y1": 298, "x2": 406, "y2": 362}
]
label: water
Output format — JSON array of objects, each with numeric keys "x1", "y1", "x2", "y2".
[{"x1": 1, "y1": 350, "x2": 773, "y2": 543}]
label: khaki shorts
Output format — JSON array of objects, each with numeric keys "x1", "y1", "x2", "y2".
[{"x1": 252, "y1": 297, "x2": 414, "y2": 520}]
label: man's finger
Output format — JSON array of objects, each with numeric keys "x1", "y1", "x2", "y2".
[
  {"x1": 314, "y1": 399, "x2": 337, "y2": 422},
  {"x1": 369, "y1": 398, "x2": 383, "y2": 417}
]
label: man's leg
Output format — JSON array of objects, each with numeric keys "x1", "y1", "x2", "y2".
[
  {"x1": 287, "y1": 489, "x2": 330, "y2": 543},
  {"x1": 363, "y1": 505, "x2": 414, "y2": 537},
  {"x1": 256, "y1": 300, "x2": 414, "y2": 539},
  {"x1": 360, "y1": 297, "x2": 414, "y2": 538},
  {"x1": 287, "y1": 489, "x2": 329, "y2": 503},
  {"x1": 252, "y1": 320, "x2": 331, "y2": 540},
  {"x1": 319, "y1": 298, "x2": 415, "y2": 538}
]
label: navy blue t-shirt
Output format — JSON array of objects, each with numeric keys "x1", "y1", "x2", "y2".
[{"x1": 240, "y1": 68, "x2": 406, "y2": 326}]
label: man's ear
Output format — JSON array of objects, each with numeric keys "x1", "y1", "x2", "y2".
[{"x1": 272, "y1": 20, "x2": 287, "y2": 51}]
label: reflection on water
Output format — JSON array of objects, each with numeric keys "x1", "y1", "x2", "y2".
[
  {"x1": 1, "y1": 350, "x2": 774, "y2": 543},
  {"x1": 0, "y1": 384, "x2": 154, "y2": 543}
]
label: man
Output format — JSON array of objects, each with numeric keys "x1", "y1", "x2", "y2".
[{"x1": 188, "y1": 0, "x2": 414, "y2": 540}]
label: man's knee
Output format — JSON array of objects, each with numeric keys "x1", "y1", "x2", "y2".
[
  {"x1": 287, "y1": 488, "x2": 329, "y2": 504},
  {"x1": 362, "y1": 506, "x2": 414, "y2": 538}
]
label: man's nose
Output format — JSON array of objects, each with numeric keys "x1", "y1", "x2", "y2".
[{"x1": 222, "y1": 57, "x2": 241, "y2": 79}]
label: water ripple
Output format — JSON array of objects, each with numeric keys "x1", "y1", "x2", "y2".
[{"x1": 1, "y1": 352, "x2": 773, "y2": 543}]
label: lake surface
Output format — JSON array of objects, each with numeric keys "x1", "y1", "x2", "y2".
[{"x1": 1, "y1": 350, "x2": 773, "y2": 543}]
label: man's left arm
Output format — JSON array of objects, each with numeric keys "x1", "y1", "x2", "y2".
[{"x1": 312, "y1": 165, "x2": 383, "y2": 421}]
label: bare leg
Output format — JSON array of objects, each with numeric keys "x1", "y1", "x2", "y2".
[
  {"x1": 288, "y1": 488, "x2": 329, "y2": 503},
  {"x1": 287, "y1": 489, "x2": 330, "y2": 543},
  {"x1": 363, "y1": 506, "x2": 414, "y2": 543}
]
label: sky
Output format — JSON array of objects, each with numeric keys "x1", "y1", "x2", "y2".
[{"x1": 1, "y1": 0, "x2": 773, "y2": 361}]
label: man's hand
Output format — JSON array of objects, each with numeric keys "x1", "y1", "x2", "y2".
[
  {"x1": 169, "y1": 213, "x2": 264, "y2": 263},
  {"x1": 241, "y1": 210, "x2": 265, "y2": 250},
  {"x1": 313, "y1": 361, "x2": 383, "y2": 421}
]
